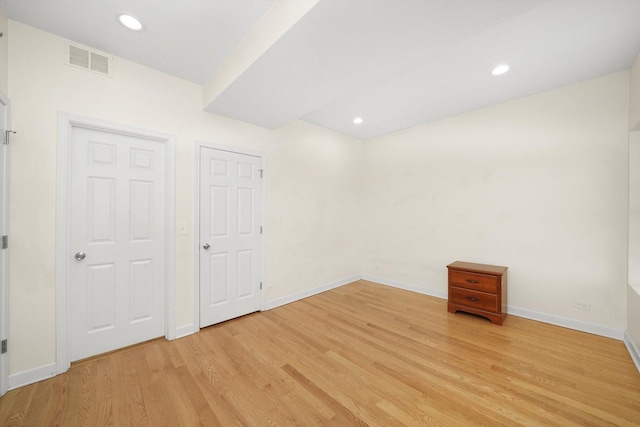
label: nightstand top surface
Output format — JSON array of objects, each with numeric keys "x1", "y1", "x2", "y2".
[{"x1": 447, "y1": 261, "x2": 508, "y2": 275}]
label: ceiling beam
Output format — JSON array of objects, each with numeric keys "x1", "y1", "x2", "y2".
[{"x1": 203, "y1": 0, "x2": 319, "y2": 111}]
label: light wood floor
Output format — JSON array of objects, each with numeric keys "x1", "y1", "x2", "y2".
[{"x1": 1, "y1": 280, "x2": 639, "y2": 426}]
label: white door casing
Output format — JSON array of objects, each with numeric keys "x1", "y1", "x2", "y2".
[
  {"x1": 57, "y1": 114, "x2": 175, "y2": 372},
  {"x1": 0, "y1": 92, "x2": 10, "y2": 397},
  {"x1": 198, "y1": 145, "x2": 263, "y2": 327}
]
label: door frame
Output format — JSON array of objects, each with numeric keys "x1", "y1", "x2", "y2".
[
  {"x1": 193, "y1": 141, "x2": 266, "y2": 330},
  {"x1": 0, "y1": 91, "x2": 10, "y2": 397},
  {"x1": 56, "y1": 113, "x2": 176, "y2": 374}
]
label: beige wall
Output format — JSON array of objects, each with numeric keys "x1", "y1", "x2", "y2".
[
  {"x1": 362, "y1": 71, "x2": 630, "y2": 331},
  {"x1": 7, "y1": 21, "x2": 361, "y2": 374},
  {"x1": 0, "y1": 8, "x2": 7, "y2": 95},
  {"x1": 267, "y1": 121, "x2": 362, "y2": 299},
  {"x1": 630, "y1": 54, "x2": 640, "y2": 131},
  {"x1": 629, "y1": 53, "x2": 640, "y2": 352}
]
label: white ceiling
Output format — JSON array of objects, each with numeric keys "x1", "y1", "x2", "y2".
[{"x1": 2, "y1": 0, "x2": 640, "y2": 140}]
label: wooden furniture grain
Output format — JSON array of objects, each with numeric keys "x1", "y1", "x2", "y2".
[{"x1": 447, "y1": 261, "x2": 508, "y2": 325}]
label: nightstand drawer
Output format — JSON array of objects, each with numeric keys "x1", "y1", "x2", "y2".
[
  {"x1": 449, "y1": 270, "x2": 498, "y2": 294},
  {"x1": 449, "y1": 287, "x2": 498, "y2": 312}
]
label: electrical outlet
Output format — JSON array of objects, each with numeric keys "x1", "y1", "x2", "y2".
[{"x1": 572, "y1": 300, "x2": 591, "y2": 311}]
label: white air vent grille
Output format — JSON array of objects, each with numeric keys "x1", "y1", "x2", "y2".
[
  {"x1": 90, "y1": 52, "x2": 109, "y2": 74},
  {"x1": 69, "y1": 45, "x2": 89, "y2": 69},
  {"x1": 65, "y1": 43, "x2": 112, "y2": 77}
]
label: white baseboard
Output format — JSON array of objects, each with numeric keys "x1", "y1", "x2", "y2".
[
  {"x1": 362, "y1": 275, "x2": 625, "y2": 340},
  {"x1": 175, "y1": 323, "x2": 198, "y2": 339},
  {"x1": 624, "y1": 331, "x2": 640, "y2": 373},
  {"x1": 8, "y1": 362, "x2": 56, "y2": 391},
  {"x1": 262, "y1": 275, "x2": 362, "y2": 311},
  {"x1": 506, "y1": 305, "x2": 625, "y2": 340},
  {"x1": 362, "y1": 274, "x2": 447, "y2": 299}
]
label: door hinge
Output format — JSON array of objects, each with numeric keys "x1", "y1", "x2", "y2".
[
  {"x1": 1, "y1": 235, "x2": 7, "y2": 249},
  {"x1": 259, "y1": 169, "x2": 263, "y2": 178},
  {"x1": 4, "y1": 130, "x2": 16, "y2": 145},
  {"x1": 260, "y1": 226, "x2": 263, "y2": 234},
  {"x1": 1, "y1": 339, "x2": 7, "y2": 354},
  {"x1": 260, "y1": 282, "x2": 263, "y2": 290}
]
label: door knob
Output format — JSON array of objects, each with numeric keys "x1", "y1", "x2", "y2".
[
  {"x1": 75, "y1": 252, "x2": 86, "y2": 261},
  {"x1": 203, "y1": 243, "x2": 210, "y2": 250}
]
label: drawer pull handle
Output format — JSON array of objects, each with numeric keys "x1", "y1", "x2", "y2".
[
  {"x1": 466, "y1": 279, "x2": 480, "y2": 284},
  {"x1": 466, "y1": 296, "x2": 480, "y2": 302}
]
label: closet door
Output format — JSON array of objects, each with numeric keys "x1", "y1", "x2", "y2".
[{"x1": 199, "y1": 147, "x2": 262, "y2": 327}]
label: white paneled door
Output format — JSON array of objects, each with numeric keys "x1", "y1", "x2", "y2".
[
  {"x1": 199, "y1": 147, "x2": 262, "y2": 327},
  {"x1": 69, "y1": 127, "x2": 165, "y2": 361}
]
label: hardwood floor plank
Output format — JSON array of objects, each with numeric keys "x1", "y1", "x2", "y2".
[
  {"x1": 125, "y1": 350, "x2": 153, "y2": 426},
  {"x1": 0, "y1": 382, "x2": 36, "y2": 426},
  {"x1": 21, "y1": 372, "x2": 54, "y2": 426},
  {"x1": 42, "y1": 372, "x2": 70, "y2": 426},
  {"x1": 230, "y1": 334, "x2": 337, "y2": 424},
  {"x1": 1, "y1": 280, "x2": 639, "y2": 426},
  {"x1": 109, "y1": 352, "x2": 130, "y2": 427},
  {"x1": 93, "y1": 358, "x2": 114, "y2": 426},
  {"x1": 60, "y1": 361, "x2": 94, "y2": 426},
  {"x1": 282, "y1": 363, "x2": 370, "y2": 426}
]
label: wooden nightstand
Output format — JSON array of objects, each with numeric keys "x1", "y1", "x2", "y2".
[{"x1": 447, "y1": 261, "x2": 508, "y2": 325}]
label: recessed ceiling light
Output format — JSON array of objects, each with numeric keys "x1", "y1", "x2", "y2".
[
  {"x1": 118, "y1": 14, "x2": 144, "y2": 31},
  {"x1": 353, "y1": 117, "x2": 364, "y2": 125},
  {"x1": 492, "y1": 64, "x2": 510, "y2": 76}
]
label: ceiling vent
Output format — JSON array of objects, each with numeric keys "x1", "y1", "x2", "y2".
[{"x1": 65, "y1": 43, "x2": 112, "y2": 77}]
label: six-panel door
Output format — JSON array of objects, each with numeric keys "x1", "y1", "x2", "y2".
[
  {"x1": 199, "y1": 147, "x2": 262, "y2": 328},
  {"x1": 69, "y1": 127, "x2": 166, "y2": 361}
]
